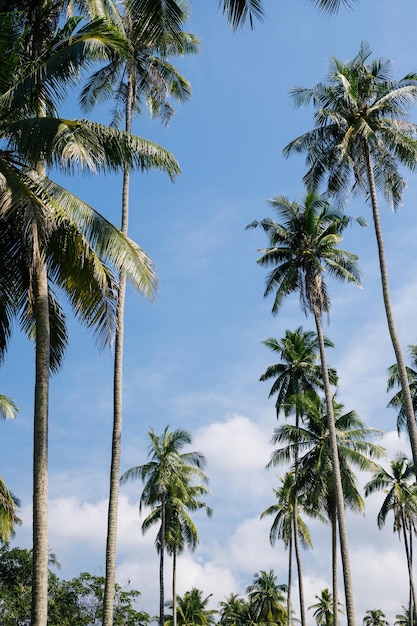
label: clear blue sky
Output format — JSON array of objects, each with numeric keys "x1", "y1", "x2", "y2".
[{"x1": 2, "y1": 0, "x2": 417, "y2": 621}]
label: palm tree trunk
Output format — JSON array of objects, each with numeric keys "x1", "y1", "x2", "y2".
[
  {"x1": 402, "y1": 514, "x2": 417, "y2": 623},
  {"x1": 102, "y1": 69, "x2": 134, "y2": 626},
  {"x1": 363, "y1": 140, "x2": 417, "y2": 477},
  {"x1": 293, "y1": 512, "x2": 307, "y2": 626},
  {"x1": 160, "y1": 497, "x2": 166, "y2": 626},
  {"x1": 313, "y1": 308, "x2": 356, "y2": 626},
  {"x1": 31, "y1": 223, "x2": 50, "y2": 626},
  {"x1": 331, "y1": 507, "x2": 338, "y2": 626},
  {"x1": 287, "y1": 527, "x2": 293, "y2": 626},
  {"x1": 173, "y1": 546, "x2": 177, "y2": 626}
]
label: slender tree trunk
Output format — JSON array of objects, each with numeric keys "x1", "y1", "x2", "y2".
[
  {"x1": 293, "y1": 512, "x2": 307, "y2": 626},
  {"x1": 331, "y1": 507, "x2": 338, "y2": 626},
  {"x1": 173, "y1": 547, "x2": 177, "y2": 626},
  {"x1": 287, "y1": 528, "x2": 293, "y2": 626},
  {"x1": 293, "y1": 409, "x2": 307, "y2": 626},
  {"x1": 31, "y1": 223, "x2": 50, "y2": 626},
  {"x1": 402, "y1": 514, "x2": 417, "y2": 622},
  {"x1": 160, "y1": 498, "x2": 166, "y2": 626},
  {"x1": 313, "y1": 309, "x2": 356, "y2": 626},
  {"x1": 102, "y1": 70, "x2": 134, "y2": 626},
  {"x1": 363, "y1": 141, "x2": 417, "y2": 477}
]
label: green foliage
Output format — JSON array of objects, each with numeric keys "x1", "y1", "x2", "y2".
[{"x1": 0, "y1": 545, "x2": 150, "y2": 626}]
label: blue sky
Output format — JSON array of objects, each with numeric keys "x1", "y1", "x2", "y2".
[{"x1": 2, "y1": 0, "x2": 417, "y2": 622}]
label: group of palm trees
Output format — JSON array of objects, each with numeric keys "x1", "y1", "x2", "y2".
[
  {"x1": 248, "y1": 41, "x2": 417, "y2": 626},
  {"x1": 2, "y1": 0, "x2": 417, "y2": 625}
]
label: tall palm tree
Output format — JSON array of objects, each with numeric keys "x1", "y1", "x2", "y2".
[
  {"x1": 365, "y1": 455, "x2": 417, "y2": 625},
  {"x1": 387, "y1": 344, "x2": 417, "y2": 435},
  {"x1": 260, "y1": 328, "x2": 335, "y2": 626},
  {"x1": 269, "y1": 392, "x2": 383, "y2": 626},
  {"x1": 309, "y1": 588, "x2": 343, "y2": 626},
  {"x1": 261, "y1": 472, "x2": 312, "y2": 626},
  {"x1": 246, "y1": 569, "x2": 287, "y2": 625},
  {"x1": 283, "y1": 42, "x2": 417, "y2": 480},
  {"x1": 80, "y1": 5, "x2": 198, "y2": 623},
  {"x1": 363, "y1": 609, "x2": 390, "y2": 626},
  {"x1": 248, "y1": 190, "x2": 363, "y2": 626},
  {"x1": 120, "y1": 426, "x2": 208, "y2": 626},
  {"x1": 0, "y1": 9, "x2": 179, "y2": 624}
]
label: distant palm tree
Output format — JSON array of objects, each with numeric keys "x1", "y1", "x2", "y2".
[
  {"x1": 387, "y1": 345, "x2": 417, "y2": 435},
  {"x1": 248, "y1": 190, "x2": 363, "y2": 626},
  {"x1": 365, "y1": 455, "x2": 417, "y2": 625},
  {"x1": 167, "y1": 587, "x2": 217, "y2": 626},
  {"x1": 120, "y1": 426, "x2": 208, "y2": 626},
  {"x1": 218, "y1": 594, "x2": 249, "y2": 626},
  {"x1": 309, "y1": 589, "x2": 343, "y2": 626},
  {"x1": 270, "y1": 392, "x2": 383, "y2": 626},
  {"x1": 246, "y1": 569, "x2": 287, "y2": 625},
  {"x1": 261, "y1": 472, "x2": 312, "y2": 626},
  {"x1": 284, "y1": 42, "x2": 417, "y2": 479},
  {"x1": 363, "y1": 609, "x2": 390, "y2": 626}
]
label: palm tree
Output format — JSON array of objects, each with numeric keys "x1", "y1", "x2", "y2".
[
  {"x1": 246, "y1": 569, "x2": 287, "y2": 625},
  {"x1": 395, "y1": 606, "x2": 412, "y2": 626},
  {"x1": 269, "y1": 392, "x2": 383, "y2": 626},
  {"x1": 0, "y1": 477, "x2": 21, "y2": 544},
  {"x1": 261, "y1": 472, "x2": 312, "y2": 626},
  {"x1": 260, "y1": 328, "x2": 335, "y2": 626},
  {"x1": 0, "y1": 9, "x2": 180, "y2": 624},
  {"x1": 260, "y1": 327, "x2": 337, "y2": 421},
  {"x1": 167, "y1": 588, "x2": 217, "y2": 626},
  {"x1": 248, "y1": 190, "x2": 363, "y2": 626},
  {"x1": 365, "y1": 455, "x2": 417, "y2": 625},
  {"x1": 363, "y1": 610, "x2": 390, "y2": 626},
  {"x1": 283, "y1": 42, "x2": 417, "y2": 480},
  {"x1": 218, "y1": 594, "x2": 250, "y2": 626},
  {"x1": 387, "y1": 344, "x2": 417, "y2": 435},
  {"x1": 142, "y1": 483, "x2": 212, "y2": 626},
  {"x1": 80, "y1": 5, "x2": 198, "y2": 623},
  {"x1": 309, "y1": 589, "x2": 343, "y2": 626},
  {"x1": 120, "y1": 426, "x2": 208, "y2": 626}
]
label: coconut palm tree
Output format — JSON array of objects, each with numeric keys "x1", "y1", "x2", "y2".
[
  {"x1": 167, "y1": 587, "x2": 217, "y2": 626},
  {"x1": 261, "y1": 472, "x2": 312, "y2": 626},
  {"x1": 365, "y1": 455, "x2": 417, "y2": 625},
  {"x1": 248, "y1": 190, "x2": 363, "y2": 626},
  {"x1": 0, "y1": 395, "x2": 18, "y2": 421},
  {"x1": 246, "y1": 569, "x2": 287, "y2": 625},
  {"x1": 363, "y1": 610, "x2": 390, "y2": 626},
  {"x1": 283, "y1": 42, "x2": 417, "y2": 480},
  {"x1": 120, "y1": 426, "x2": 208, "y2": 626},
  {"x1": 142, "y1": 483, "x2": 212, "y2": 626},
  {"x1": 309, "y1": 589, "x2": 343, "y2": 626},
  {"x1": 0, "y1": 477, "x2": 21, "y2": 544},
  {"x1": 260, "y1": 328, "x2": 337, "y2": 421},
  {"x1": 269, "y1": 392, "x2": 383, "y2": 626},
  {"x1": 218, "y1": 594, "x2": 250, "y2": 626},
  {"x1": 80, "y1": 5, "x2": 198, "y2": 623},
  {"x1": 387, "y1": 344, "x2": 417, "y2": 435},
  {"x1": 0, "y1": 9, "x2": 180, "y2": 623}
]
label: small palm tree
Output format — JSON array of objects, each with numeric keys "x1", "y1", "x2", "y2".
[
  {"x1": 363, "y1": 609, "x2": 390, "y2": 626},
  {"x1": 249, "y1": 190, "x2": 363, "y2": 626},
  {"x1": 121, "y1": 426, "x2": 208, "y2": 626},
  {"x1": 365, "y1": 455, "x2": 417, "y2": 625},
  {"x1": 309, "y1": 589, "x2": 343, "y2": 626},
  {"x1": 246, "y1": 569, "x2": 287, "y2": 625},
  {"x1": 261, "y1": 472, "x2": 312, "y2": 626},
  {"x1": 218, "y1": 594, "x2": 249, "y2": 626},
  {"x1": 387, "y1": 345, "x2": 417, "y2": 435},
  {"x1": 166, "y1": 587, "x2": 217, "y2": 626}
]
